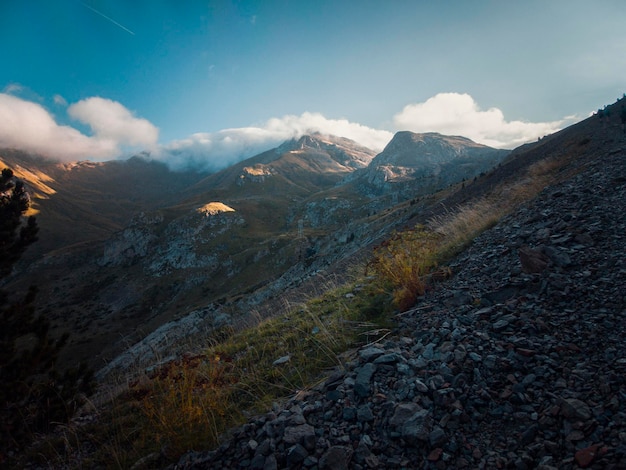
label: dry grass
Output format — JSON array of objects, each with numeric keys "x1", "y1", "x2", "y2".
[
  {"x1": 31, "y1": 281, "x2": 387, "y2": 468},
  {"x1": 429, "y1": 198, "x2": 505, "y2": 259},
  {"x1": 367, "y1": 227, "x2": 441, "y2": 311},
  {"x1": 140, "y1": 354, "x2": 241, "y2": 457},
  {"x1": 370, "y1": 153, "x2": 572, "y2": 311}
]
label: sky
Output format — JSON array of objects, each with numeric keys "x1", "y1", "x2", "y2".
[{"x1": 1, "y1": 0, "x2": 625, "y2": 170}]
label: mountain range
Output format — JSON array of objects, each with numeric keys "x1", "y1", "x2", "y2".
[{"x1": 0, "y1": 119, "x2": 589, "y2": 376}]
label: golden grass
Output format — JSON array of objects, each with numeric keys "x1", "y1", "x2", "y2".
[
  {"x1": 34, "y1": 281, "x2": 387, "y2": 468},
  {"x1": 367, "y1": 227, "x2": 441, "y2": 311},
  {"x1": 140, "y1": 354, "x2": 241, "y2": 457}
]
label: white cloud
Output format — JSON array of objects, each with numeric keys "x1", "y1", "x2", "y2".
[
  {"x1": 0, "y1": 93, "x2": 113, "y2": 160},
  {"x1": 3, "y1": 83, "x2": 23, "y2": 94},
  {"x1": 159, "y1": 95, "x2": 577, "y2": 172},
  {"x1": 159, "y1": 127, "x2": 287, "y2": 171},
  {"x1": 53, "y1": 94, "x2": 68, "y2": 106},
  {"x1": 264, "y1": 112, "x2": 393, "y2": 151},
  {"x1": 68, "y1": 97, "x2": 158, "y2": 147},
  {"x1": 1, "y1": 91, "x2": 579, "y2": 169},
  {"x1": 0, "y1": 94, "x2": 158, "y2": 161},
  {"x1": 157, "y1": 112, "x2": 393, "y2": 171},
  {"x1": 392, "y1": 92, "x2": 573, "y2": 148}
]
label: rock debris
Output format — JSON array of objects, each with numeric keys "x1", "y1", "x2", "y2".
[{"x1": 172, "y1": 149, "x2": 625, "y2": 469}]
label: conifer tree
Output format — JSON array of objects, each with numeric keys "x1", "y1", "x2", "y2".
[{"x1": 0, "y1": 168, "x2": 94, "y2": 462}]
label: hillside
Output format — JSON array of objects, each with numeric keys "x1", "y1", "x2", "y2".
[
  {"x1": 0, "y1": 151, "x2": 206, "y2": 260},
  {"x1": 174, "y1": 110, "x2": 626, "y2": 469},
  {"x1": 1, "y1": 131, "x2": 508, "y2": 376},
  {"x1": 9, "y1": 97, "x2": 626, "y2": 468}
]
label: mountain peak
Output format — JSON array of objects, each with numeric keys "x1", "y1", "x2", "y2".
[
  {"x1": 376, "y1": 131, "x2": 499, "y2": 167},
  {"x1": 385, "y1": 131, "x2": 486, "y2": 152},
  {"x1": 354, "y1": 130, "x2": 509, "y2": 195},
  {"x1": 273, "y1": 133, "x2": 377, "y2": 169}
]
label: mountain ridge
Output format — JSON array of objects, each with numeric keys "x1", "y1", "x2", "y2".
[{"x1": 0, "y1": 129, "x2": 550, "y2": 375}]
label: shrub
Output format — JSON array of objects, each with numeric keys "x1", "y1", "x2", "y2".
[{"x1": 367, "y1": 226, "x2": 441, "y2": 311}]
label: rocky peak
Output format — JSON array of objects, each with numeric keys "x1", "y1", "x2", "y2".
[
  {"x1": 374, "y1": 131, "x2": 495, "y2": 167},
  {"x1": 354, "y1": 131, "x2": 509, "y2": 196},
  {"x1": 277, "y1": 133, "x2": 377, "y2": 169}
]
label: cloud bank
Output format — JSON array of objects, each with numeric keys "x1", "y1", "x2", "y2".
[
  {"x1": 1, "y1": 91, "x2": 576, "y2": 170},
  {"x1": 157, "y1": 112, "x2": 394, "y2": 171},
  {"x1": 393, "y1": 92, "x2": 571, "y2": 149},
  {"x1": 0, "y1": 94, "x2": 158, "y2": 161}
]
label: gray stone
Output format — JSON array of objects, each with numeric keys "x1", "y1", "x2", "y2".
[
  {"x1": 342, "y1": 407, "x2": 356, "y2": 421},
  {"x1": 357, "y1": 404, "x2": 375, "y2": 422},
  {"x1": 283, "y1": 423, "x2": 316, "y2": 445},
  {"x1": 401, "y1": 409, "x2": 431, "y2": 443},
  {"x1": 354, "y1": 362, "x2": 376, "y2": 397},
  {"x1": 429, "y1": 426, "x2": 447, "y2": 447},
  {"x1": 543, "y1": 245, "x2": 572, "y2": 267},
  {"x1": 560, "y1": 398, "x2": 592, "y2": 421},
  {"x1": 390, "y1": 402, "x2": 423, "y2": 427},
  {"x1": 519, "y1": 245, "x2": 550, "y2": 273},
  {"x1": 286, "y1": 443, "x2": 308, "y2": 466},
  {"x1": 263, "y1": 454, "x2": 277, "y2": 470},
  {"x1": 359, "y1": 346, "x2": 385, "y2": 362},
  {"x1": 374, "y1": 352, "x2": 402, "y2": 364},
  {"x1": 492, "y1": 319, "x2": 510, "y2": 330},
  {"x1": 319, "y1": 445, "x2": 353, "y2": 470},
  {"x1": 414, "y1": 378, "x2": 429, "y2": 393},
  {"x1": 272, "y1": 354, "x2": 290, "y2": 365}
]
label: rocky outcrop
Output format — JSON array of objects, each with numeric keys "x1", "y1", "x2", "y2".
[
  {"x1": 238, "y1": 166, "x2": 274, "y2": 185},
  {"x1": 99, "y1": 205, "x2": 245, "y2": 274},
  {"x1": 99, "y1": 211, "x2": 163, "y2": 266},
  {"x1": 172, "y1": 146, "x2": 625, "y2": 468},
  {"x1": 97, "y1": 306, "x2": 232, "y2": 380}
]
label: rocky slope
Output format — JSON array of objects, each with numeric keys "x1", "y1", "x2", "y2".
[{"x1": 171, "y1": 132, "x2": 626, "y2": 467}]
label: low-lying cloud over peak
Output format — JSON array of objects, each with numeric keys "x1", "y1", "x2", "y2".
[
  {"x1": 157, "y1": 112, "x2": 394, "y2": 171},
  {"x1": 1, "y1": 90, "x2": 577, "y2": 169},
  {"x1": 393, "y1": 92, "x2": 572, "y2": 149}
]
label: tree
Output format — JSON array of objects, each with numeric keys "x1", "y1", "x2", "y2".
[{"x1": 0, "y1": 168, "x2": 94, "y2": 463}]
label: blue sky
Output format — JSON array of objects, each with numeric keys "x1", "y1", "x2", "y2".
[{"x1": 1, "y1": 0, "x2": 625, "y2": 169}]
